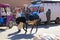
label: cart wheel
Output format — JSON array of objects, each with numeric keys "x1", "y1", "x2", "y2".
[
  {"x1": 55, "y1": 17, "x2": 60, "y2": 24},
  {"x1": 8, "y1": 21, "x2": 13, "y2": 29}
]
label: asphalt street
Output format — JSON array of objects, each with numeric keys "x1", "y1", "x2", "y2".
[{"x1": 0, "y1": 24, "x2": 60, "y2": 40}]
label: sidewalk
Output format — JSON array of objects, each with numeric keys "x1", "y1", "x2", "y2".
[{"x1": 0, "y1": 27, "x2": 7, "y2": 30}]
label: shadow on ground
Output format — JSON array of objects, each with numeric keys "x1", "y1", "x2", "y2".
[
  {"x1": 38, "y1": 23, "x2": 60, "y2": 28},
  {"x1": 8, "y1": 34, "x2": 34, "y2": 40}
]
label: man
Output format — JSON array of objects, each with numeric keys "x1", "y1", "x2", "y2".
[{"x1": 46, "y1": 9, "x2": 51, "y2": 24}]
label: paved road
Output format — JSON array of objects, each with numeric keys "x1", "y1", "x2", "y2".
[{"x1": 0, "y1": 24, "x2": 60, "y2": 40}]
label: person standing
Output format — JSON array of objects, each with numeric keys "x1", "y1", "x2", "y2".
[{"x1": 46, "y1": 9, "x2": 51, "y2": 24}]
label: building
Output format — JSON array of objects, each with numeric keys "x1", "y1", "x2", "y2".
[{"x1": 0, "y1": 0, "x2": 32, "y2": 8}]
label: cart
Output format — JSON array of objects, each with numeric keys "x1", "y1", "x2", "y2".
[{"x1": 0, "y1": 4, "x2": 13, "y2": 28}]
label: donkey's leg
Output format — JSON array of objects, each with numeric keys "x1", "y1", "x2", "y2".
[
  {"x1": 23, "y1": 23, "x2": 25, "y2": 30},
  {"x1": 23, "y1": 23, "x2": 27, "y2": 33},
  {"x1": 35, "y1": 25, "x2": 38, "y2": 33},
  {"x1": 30, "y1": 25, "x2": 34, "y2": 34},
  {"x1": 17, "y1": 23, "x2": 21, "y2": 33},
  {"x1": 25, "y1": 23, "x2": 28, "y2": 32}
]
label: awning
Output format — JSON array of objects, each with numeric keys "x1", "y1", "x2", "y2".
[{"x1": 29, "y1": 4, "x2": 40, "y2": 8}]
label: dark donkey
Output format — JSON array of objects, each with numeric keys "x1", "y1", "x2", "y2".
[{"x1": 16, "y1": 16, "x2": 28, "y2": 33}]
